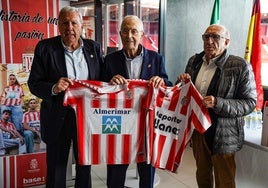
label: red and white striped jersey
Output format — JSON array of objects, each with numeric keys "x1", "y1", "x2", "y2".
[
  {"x1": 0, "y1": 120, "x2": 17, "y2": 138},
  {"x1": 22, "y1": 110, "x2": 40, "y2": 131},
  {"x1": 63, "y1": 79, "x2": 149, "y2": 165},
  {"x1": 145, "y1": 80, "x2": 211, "y2": 172},
  {"x1": 1, "y1": 85, "x2": 24, "y2": 106}
]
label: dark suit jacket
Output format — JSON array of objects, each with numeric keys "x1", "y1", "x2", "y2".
[
  {"x1": 103, "y1": 46, "x2": 172, "y2": 86},
  {"x1": 28, "y1": 36, "x2": 103, "y2": 144}
]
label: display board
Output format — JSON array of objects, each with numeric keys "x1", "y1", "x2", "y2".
[
  {"x1": 0, "y1": 1, "x2": 59, "y2": 186},
  {"x1": 0, "y1": 152, "x2": 47, "y2": 188}
]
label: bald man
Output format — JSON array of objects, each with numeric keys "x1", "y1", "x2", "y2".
[{"x1": 177, "y1": 24, "x2": 257, "y2": 188}]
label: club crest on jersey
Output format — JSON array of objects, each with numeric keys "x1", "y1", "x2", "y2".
[
  {"x1": 181, "y1": 96, "x2": 189, "y2": 106},
  {"x1": 102, "y1": 116, "x2": 121, "y2": 134},
  {"x1": 125, "y1": 90, "x2": 133, "y2": 99}
]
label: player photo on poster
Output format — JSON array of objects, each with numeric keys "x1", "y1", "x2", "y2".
[
  {"x1": 0, "y1": 63, "x2": 44, "y2": 156},
  {"x1": 0, "y1": 0, "x2": 59, "y2": 156}
]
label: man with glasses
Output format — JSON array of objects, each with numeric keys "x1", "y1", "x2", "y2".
[
  {"x1": 23, "y1": 98, "x2": 41, "y2": 153},
  {"x1": 177, "y1": 24, "x2": 256, "y2": 188},
  {"x1": 103, "y1": 15, "x2": 172, "y2": 188}
]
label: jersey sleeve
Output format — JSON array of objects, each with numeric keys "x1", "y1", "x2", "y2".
[{"x1": 189, "y1": 82, "x2": 211, "y2": 133}]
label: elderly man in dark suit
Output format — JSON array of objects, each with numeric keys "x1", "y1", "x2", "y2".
[
  {"x1": 28, "y1": 6, "x2": 103, "y2": 188},
  {"x1": 103, "y1": 15, "x2": 172, "y2": 188}
]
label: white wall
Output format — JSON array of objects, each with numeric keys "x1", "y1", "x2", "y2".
[{"x1": 165, "y1": 0, "x2": 253, "y2": 83}]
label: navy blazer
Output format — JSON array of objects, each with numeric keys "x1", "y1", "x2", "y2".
[
  {"x1": 28, "y1": 36, "x2": 103, "y2": 144},
  {"x1": 103, "y1": 46, "x2": 172, "y2": 86}
]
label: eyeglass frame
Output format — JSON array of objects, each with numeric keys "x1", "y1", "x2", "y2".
[
  {"x1": 120, "y1": 28, "x2": 143, "y2": 36},
  {"x1": 202, "y1": 33, "x2": 227, "y2": 41}
]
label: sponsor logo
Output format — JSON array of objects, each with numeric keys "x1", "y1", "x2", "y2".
[
  {"x1": 154, "y1": 111, "x2": 181, "y2": 136},
  {"x1": 94, "y1": 108, "x2": 131, "y2": 114},
  {"x1": 102, "y1": 116, "x2": 121, "y2": 134},
  {"x1": 30, "y1": 159, "x2": 38, "y2": 170},
  {"x1": 23, "y1": 177, "x2": 45, "y2": 185},
  {"x1": 27, "y1": 158, "x2": 40, "y2": 173}
]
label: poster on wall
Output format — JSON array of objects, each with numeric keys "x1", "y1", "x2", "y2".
[
  {"x1": 0, "y1": 0, "x2": 59, "y2": 121},
  {"x1": 0, "y1": 0, "x2": 59, "y2": 97},
  {"x1": 0, "y1": 0, "x2": 59, "y2": 186},
  {"x1": 0, "y1": 0, "x2": 59, "y2": 64}
]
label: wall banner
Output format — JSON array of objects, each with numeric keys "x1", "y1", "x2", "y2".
[
  {"x1": 0, "y1": 152, "x2": 47, "y2": 188},
  {"x1": 0, "y1": 0, "x2": 59, "y2": 64}
]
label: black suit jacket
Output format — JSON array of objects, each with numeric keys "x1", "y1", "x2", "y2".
[
  {"x1": 103, "y1": 46, "x2": 172, "y2": 86},
  {"x1": 28, "y1": 36, "x2": 103, "y2": 144}
]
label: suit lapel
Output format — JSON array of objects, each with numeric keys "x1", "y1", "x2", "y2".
[
  {"x1": 119, "y1": 50, "x2": 130, "y2": 78},
  {"x1": 140, "y1": 48, "x2": 151, "y2": 79},
  {"x1": 83, "y1": 46, "x2": 95, "y2": 79},
  {"x1": 52, "y1": 38, "x2": 97, "y2": 79},
  {"x1": 53, "y1": 38, "x2": 68, "y2": 77}
]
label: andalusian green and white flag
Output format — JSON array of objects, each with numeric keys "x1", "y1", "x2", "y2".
[{"x1": 210, "y1": 0, "x2": 220, "y2": 24}]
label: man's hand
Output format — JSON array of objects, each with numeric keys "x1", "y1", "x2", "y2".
[
  {"x1": 149, "y1": 76, "x2": 164, "y2": 87},
  {"x1": 110, "y1": 75, "x2": 128, "y2": 85},
  {"x1": 203, "y1": 95, "x2": 217, "y2": 108},
  {"x1": 53, "y1": 78, "x2": 73, "y2": 94},
  {"x1": 177, "y1": 73, "x2": 191, "y2": 82}
]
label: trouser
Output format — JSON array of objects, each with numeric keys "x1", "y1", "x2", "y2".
[
  {"x1": 4, "y1": 137, "x2": 26, "y2": 154},
  {"x1": 0, "y1": 130, "x2": 5, "y2": 149},
  {"x1": 107, "y1": 162, "x2": 155, "y2": 188},
  {"x1": 45, "y1": 109, "x2": 91, "y2": 188},
  {"x1": 24, "y1": 130, "x2": 35, "y2": 153},
  {"x1": 192, "y1": 130, "x2": 236, "y2": 188}
]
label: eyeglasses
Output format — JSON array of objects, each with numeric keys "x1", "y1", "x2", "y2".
[
  {"x1": 121, "y1": 29, "x2": 141, "y2": 36},
  {"x1": 202, "y1": 34, "x2": 226, "y2": 41}
]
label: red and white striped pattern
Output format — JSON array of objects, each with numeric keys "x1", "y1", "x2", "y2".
[
  {"x1": 0, "y1": 120, "x2": 16, "y2": 131},
  {"x1": 1, "y1": 85, "x2": 24, "y2": 106},
  {"x1": 22, "y1": 111, "x2": 40, "y2": 123},
  {"x1": 64, "y1": 80, "x2": 149, "y2": 165},
  {"x1": 0, "y1": 152, "x2": 46, "y2": 188},
  {"x1": 22, "y1": 110, "x2": 40, "y2": 131},
  {"x1": 145, "y1": 81, "x2": 211, "y2": 172},
  {"x1": 0, "y1": 0, "x2": 59, "y2": 64}
]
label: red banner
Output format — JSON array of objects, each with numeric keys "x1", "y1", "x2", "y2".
[
  {"x1": 0, "y1": 0, "x2": 59, "y2": 64},
  {"x1": 0, "y1": 152, "x2": 47, "y2": 188}
]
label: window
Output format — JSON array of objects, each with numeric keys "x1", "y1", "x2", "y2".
[
  {"x1": 140, "y1": 0, "x2": 160, "y2": 52},
  {"x1": 102, "y1": 0, "x2": 160, "y2": 55}
]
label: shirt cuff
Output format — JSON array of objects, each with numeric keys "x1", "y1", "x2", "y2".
[{"x1": 51, "y1": 84, "x2": 58, "y2": 96}]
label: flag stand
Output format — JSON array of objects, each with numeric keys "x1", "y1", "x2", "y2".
[{"x1": 124, "y1": 168, "x2": 160, "y2": 188}]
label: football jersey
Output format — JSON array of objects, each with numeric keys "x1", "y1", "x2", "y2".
[
  {"x1": 22, "y1": 111, "x2": 41, "y2": 131},
  {"x1": 145, "y1": 80, "x2": 211, "y2": 172},
  {"x1": 1, "y1": 85, "x2": 24, "y2": 106},
  {"x1": 0, "y1": 120, "x2": 17, "y2": 139},
  {"x1": 63, "y1": 79, "x2": 149, "y2": 165}
]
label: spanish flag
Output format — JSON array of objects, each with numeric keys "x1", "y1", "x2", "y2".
[
  {"x1": 210, "y1": 0, "x2": 220, "y2": 24},
  {"x1": 244, "y1": 0, "x2": 263, "y2": 110}
]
